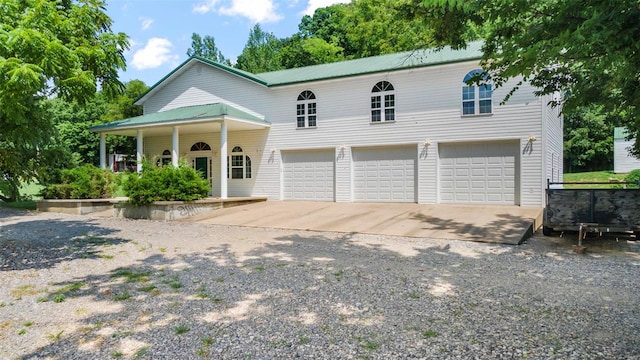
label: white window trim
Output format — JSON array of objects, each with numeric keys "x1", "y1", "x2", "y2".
[
  {"x1": 296, "y1": 90, "x2": 317, "y2": 128},
  {"x1": 228, "y1": 146, "x2": 251, "y2": 180},
  {"x1": 371, "y1": 81, "x2": 395, "y2": 123},
  {"x1": 461, "y1": 70, "x2": 493, "y2": 116}
]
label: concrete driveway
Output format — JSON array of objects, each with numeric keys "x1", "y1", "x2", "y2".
[{"x1": 187, "y1": 201, "x2": 543, "y2": 245}]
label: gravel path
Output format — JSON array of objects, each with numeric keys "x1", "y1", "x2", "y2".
[{"x1": 1, "y1": 207, "x2": 639, "y2": 360}]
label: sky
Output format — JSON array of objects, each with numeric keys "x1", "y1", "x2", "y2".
[{"x1": 105, "y1": 0, "x2": 351, "y2": 87}]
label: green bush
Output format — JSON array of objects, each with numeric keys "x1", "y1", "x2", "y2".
[
  {"x1": 41, "y1": 165, "x2": 117, "y2": 199},
  {"x1": 123, "y1": 160, "x2": 210, "y2": 205},
  {"x1": 625, "y1": 169, "x2": 640, "y2": 189}
]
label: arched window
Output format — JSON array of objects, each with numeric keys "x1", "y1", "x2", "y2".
[
  {"x1": 227, "y1": 146, "x2": 251, "y2": 179},
  {"x1": 296, "y1": 90, "x2": 317, "y2": 128},
  {"x1": 190, "y1": 142, "x2": 211, "y2": 151},
  {"x1": 462, "y1": 69, "x2": 492, "y2": 115},
  {"x1": 161, "y1": 149, "x2": 171, "y2": 166},
  {"x1": 371, "y1": 81, "x2": 395, "y2": 122}
]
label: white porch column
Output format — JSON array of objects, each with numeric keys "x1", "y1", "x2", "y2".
[
  {"x1": 172, "y1": 126, "x2": 179, "y2": 167},
  {"x1": 99, "y1": 133, "x2": 106, "y2": 170},
  {"x1": 220, "y1": 121, "x2": 228, "y2": 199},
  {"x1": 136, "y1": 130, "x2": 143, "y2": 173}
]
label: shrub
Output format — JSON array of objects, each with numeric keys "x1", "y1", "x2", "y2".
[
  {"x1": 625, "y1": 169, "x2": 640, "y2": 189},
  {"x1": 123, "y1": 160, "x2": 210, "y2": 205},
  {"x1": 41, "y1": 165, "x2": 117, "y2": 199}
]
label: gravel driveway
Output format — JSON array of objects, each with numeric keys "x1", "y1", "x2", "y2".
[{"x1": 1, "y1": 207, "x2": 639, "y2": 359}]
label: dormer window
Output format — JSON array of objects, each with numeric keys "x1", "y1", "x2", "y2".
[
  {"x1": 296, "y1": 90, "x2": 317, "y2": 128},
  {"x1": 371, "y1": 81, "x2": 395, "y2": 122}
]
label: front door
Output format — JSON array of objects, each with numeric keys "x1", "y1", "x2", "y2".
[{"x1": 195, "y1": 157, "x2": 208, "y2": 179}]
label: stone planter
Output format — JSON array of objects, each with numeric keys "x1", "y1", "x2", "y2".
[
  {"x1": 115, "y1": 199, "x2": 222, "y2": 221},
  {"x1": 36, "y1": 198, "x2": 127, "y2": 216},
  {"x1": 37, "y1": 197, "x2": 267, "y2": 220},
  {"x1": 114, "y1": 197, "x2": 267, "y2": 221}
]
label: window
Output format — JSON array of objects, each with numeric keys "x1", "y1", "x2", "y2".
[
  {"x1": 371, "y1": 81, "x2": 395, "y2": 122},
  {"x1": 227, "y1": 146, "x2": 251, "y2": 179},
  {"x1": 462, "y1": 69, "x2": 492, "y2": 115},
  {"x1": 296, "y1": 90, "x2": 317, "y2": 128},
  {"x1": 160, "y1": 149, "x2": 171, "y2": 166},
  {"x1": 190, "y1": 142, "x2": 211, "y2": 151}
]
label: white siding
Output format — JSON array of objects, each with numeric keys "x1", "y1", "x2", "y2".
[
  {"x1": 543, "y1": 93, "x2": 564, "y2": 193},
  {"x1": 614, "y1": 139, "x2": 640, "y2": 173},
  {"x1": 137, "y1": 59, "x2": 549, "y2": 206},
  {"x1": 335, "y1": 146, "x2": 351, "y2": 202},
  {"x1": 418, "y1": 142, "x2": 437, "y2": 204},
  {"x1": 144, "y1": 62, "x2": 269, "y2": 119}
]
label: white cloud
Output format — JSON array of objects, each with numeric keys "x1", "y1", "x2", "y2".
[
  {"x1": 131, "y1": 38, "x2": 179, "y2": 70},
  {"x1": 219, "y1": 0, "x2": 282, "y2": 23},
  {"x1": 193, "y1": 0, "x2": 282, "y2": 23},
  {"x1": 193, "y1": 0, "x2": 219, "y2": 14},
  {"x1": 139, "y1": 16, "x2": 154, "y2": 30},
  {"x1": 302, "y1": 0, "x2": 351, "y2": 16}
]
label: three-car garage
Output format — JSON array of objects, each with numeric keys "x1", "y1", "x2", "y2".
[{"x1": 281, "y1": 141, "x2": 519, "y2": 205}]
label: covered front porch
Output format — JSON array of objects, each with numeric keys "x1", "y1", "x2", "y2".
[{"x1": 90, "y1": 103, "x2": 271, "y2": 199}]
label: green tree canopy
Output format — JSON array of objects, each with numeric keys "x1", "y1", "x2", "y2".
[
  {"x1": 48, "y1": 80, "x2": 147, "y2": 168},
  {"x1": 564, "y1": 105, "x2": 620, "y2": 172},
  {"x1": 186, "y1": 33, "x2": 231, "y2": 65},
  {"x1": 0, "y1": 0, "x2": 129, "y2": 201},
  {"x1": 235, "y1": 24, "x2": 284, "y2": 73},
  {"x1": 401, "y1": 0, "x2": 640, "y2": 155}
]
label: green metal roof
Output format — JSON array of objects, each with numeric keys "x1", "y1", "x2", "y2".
[
  {"x1": 136, "y1": 41, "x2": 483, "y2": 102},
  {"x1": 615, "y1": 127, "x2": 631, "y2": 140},
  {"x1": 257, "y1": 41, "x2": 483, "y2": 86},
  {"x1": 90, "y1": 103, "x2": 268, "y2": 132}
]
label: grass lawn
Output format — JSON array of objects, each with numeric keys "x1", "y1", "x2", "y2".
[
  {"x1": 562, "y1": 171, "x2": 630, "y2": 188},
  {"x1": 0, "y1": 182, "x2": 43, "y2": 210}
]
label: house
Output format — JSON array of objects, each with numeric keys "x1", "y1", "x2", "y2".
[
  {"x1": 91, "y1": 41, "x2": 562, "y2": 207},
  {"x1": 614, "y1": 127, "x2": 640, "y2": 174}
]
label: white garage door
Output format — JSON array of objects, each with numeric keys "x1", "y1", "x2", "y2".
[
  {"x1": 282, "y1": 150, "x2": 334, "y2": 201},
  {"x1": 439, "y1": 142, "x2": 518, "y2": 205},
  {"x1": 353, "y1": 147, "x2": 415, "y2": 202}
]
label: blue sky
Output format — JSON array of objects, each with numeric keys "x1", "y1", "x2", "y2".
[{"x1": 105, "y1": 0, "x2": 351, "y2": 86}]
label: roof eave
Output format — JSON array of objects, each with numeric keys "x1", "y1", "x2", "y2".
[{"x1": 90, "y1": 116, "x2": 270, "y2": 133}]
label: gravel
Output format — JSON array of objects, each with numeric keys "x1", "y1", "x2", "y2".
[{"x1": 1, "y1": 206, "x2": 639, "y2": 360}]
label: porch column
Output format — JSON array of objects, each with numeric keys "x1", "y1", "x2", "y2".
[
  {"x1": 220, "y1": 121, "x2": 228, "y2": 199},
  {"x1": 172, "y1": 126, "x2": 179, "y2": 167},
  {"x1": 136, "y1": 130, "x2": 143, "y2": 173},
  {"x1": 99, "y1": 133, "x2": 106, "y2": 170}
]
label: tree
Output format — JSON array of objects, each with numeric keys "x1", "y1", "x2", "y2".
[
  {"x1": 299, "y1": 0, "x2": 462, "y2": 60},
  {"x1": 0, "y1": 0, "x2": 129, "y2": 202},
  {"x1": 186, "y1": 33, "x2": 231, "y2": 65},
  {"x1": 280, "y1": 35, "x2": 344, "y2": 68},
  {"x1": 299, "y1": 4, "x2": 355, "y2": 56},
  {"x1": 48, "y1": 80, "x2": 146, "y2": 169},
  {"x1": 400, "y1": 0, "x2": 640, "y2": 155},
  {"x1": 564, "y1": 106, "x2": 620, "y2": 172},
  {"x1": 235, "y1": 24, "x2": 284, "y2": 73}
]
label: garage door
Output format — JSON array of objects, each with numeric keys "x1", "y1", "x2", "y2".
[
  {"x1": 439, "y1": 142, "x2": 518, "y2": 205},
  {"x1": 353, "y1": 147, "x2": 415, "y2": 202},
  {"x1": 282, "y1": 150, "x2": 334, "y2": 201}
]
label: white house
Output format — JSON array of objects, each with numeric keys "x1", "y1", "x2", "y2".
[
  {"x1": 91, "y1": 41, "x2": 563, "y2": 207},
  {"x1": 614, "y1": 127, "x2": 640, "y2": 174}
]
